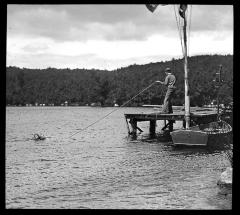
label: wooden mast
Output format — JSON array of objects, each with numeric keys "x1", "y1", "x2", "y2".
[
  {"x1": 145, "y1": 4, "x2": 191, "y2": 129},
  {"x1": 183, "y1": 10, "x2": 190, "y2": 129}
]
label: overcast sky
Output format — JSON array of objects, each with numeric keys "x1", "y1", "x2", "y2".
[{"x1": 7, "y1": 4, "x2": 233, "y2": 70}]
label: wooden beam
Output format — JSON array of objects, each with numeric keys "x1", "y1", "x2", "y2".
[
  {"x1": 129, "y1": 119, "x2": 143, "y2": 135},
  {"x1": 124, "y1": 109, "x2": 218, "y2": 136},
  {"x1": 161, "y1": 120, "x2": 174, "y2": 131},
  {"x1": 161, "y1": 121, "x2": 170, "y2": 131},
  {"x1": 124, "y1": 116, "x2": 131, "y2": 134},
  {"x1": 149, "y1": 120, "x2": 156, "y2": 135},
  {"x1": 129, "y1": 119, "x2": 137, "y2": 136},
  {"x1": 169, "y1": 120, "x2": 174, "y2": 132}
]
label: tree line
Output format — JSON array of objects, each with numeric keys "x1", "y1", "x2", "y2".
[{"x1": 6, "y1": 54, "x2": 233, "y2": 107}]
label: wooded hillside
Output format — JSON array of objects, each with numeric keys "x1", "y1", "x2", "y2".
[{"x1": 6, "y1": 54, "x2": 233, "y2": 107}]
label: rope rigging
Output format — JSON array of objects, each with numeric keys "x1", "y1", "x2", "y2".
[
  {"x1": 173, "y1": 5, "x2": 192, "y2": 59},
  {"x1": 187, "y1": 5, "x2": 192, "y2": 56},
  {"x1": 173, "y1": 5, "x2": 184, "y2": 57}
]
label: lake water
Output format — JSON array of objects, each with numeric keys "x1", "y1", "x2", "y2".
[{"x1": 6, "y1": 107, "x2": 232, "y2": 209}]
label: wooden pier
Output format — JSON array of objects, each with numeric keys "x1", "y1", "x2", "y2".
[{"x1": 124, "y1": 108, "x2": 218, "y2": 136}]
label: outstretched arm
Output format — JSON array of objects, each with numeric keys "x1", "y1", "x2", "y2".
[
  {"x1": 163, "y1": 75, "x2": 169, "y2": 86},
  {"x1": 155, "y1": 81, "x2": 164, "y2": 84}
]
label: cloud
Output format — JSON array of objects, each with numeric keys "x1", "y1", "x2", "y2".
[
  {"x1": 22, "y1": 43, "x2": 49, "y2": 53},
  {"x1": 7, "y1": 4, "x2": 233, "y2": 70},
  {"x1": 189, "y1": 5, "x2": 233, "y2": 32},
  {"x1": 7, "y1": 32, "x2": 232, "y2": 70},
  {"x1": 7, "y1": 4, "x2": 233, "y2": 42},
  {"x1": 7, "y1": 51, "x2": 175, "y2": 71}
]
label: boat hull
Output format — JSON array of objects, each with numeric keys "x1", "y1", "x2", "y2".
[
  {"x1": 171, "y1": 129, "x2": 208, "y2": 146},
  {"x1": 170, "y1": 121, "x2": 232, "y2": 147}
]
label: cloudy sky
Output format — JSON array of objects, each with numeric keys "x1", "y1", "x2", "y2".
[{"x1": 7, "y1": 4, "x2": 233, "y2": 70}]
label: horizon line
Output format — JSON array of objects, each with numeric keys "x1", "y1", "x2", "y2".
[{"x1": 6, "y1": 53, "x2": 233, "y2": 71}]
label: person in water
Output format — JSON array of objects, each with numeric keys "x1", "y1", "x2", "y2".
[
  {"x1": 33, "y1": 133, "x2": 46, "y2": 141},
  {"x1": 156, "y1": 67, "x2": 176, "y2": 113}
]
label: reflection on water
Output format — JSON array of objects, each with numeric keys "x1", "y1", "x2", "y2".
[{"x1": 6, "y1": 107, "x2": 231, "y2": 209}]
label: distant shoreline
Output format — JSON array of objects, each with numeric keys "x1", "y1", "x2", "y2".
[{"x1": 6, "y1": 105, "x2": 217, "y2": 110}]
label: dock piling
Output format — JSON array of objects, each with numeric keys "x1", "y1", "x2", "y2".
[
  {"x1": 149, "y1": 120, "x2": 156, "y2": 136},
  {"x1": 129, "y1": 119, "x2": 137, "y2": 136},
  {"x1": 124, "y1": 116, "x2": 131, "y2": 134},
  {"x1": 124, "y1": 109, "x2": 218, "y2": 138}
]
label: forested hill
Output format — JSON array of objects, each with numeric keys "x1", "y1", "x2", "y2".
[{"x1": 6, "y1": 54, "x2": 233, "y2": 107}]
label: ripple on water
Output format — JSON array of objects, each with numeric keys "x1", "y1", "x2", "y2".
[{"x1": 6, "y1": 107, "x2": 232, "y2": 209}]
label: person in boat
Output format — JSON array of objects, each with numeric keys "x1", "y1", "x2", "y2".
[{"x1": 156, "y1": 67, "x2": 176, "y2": 113}]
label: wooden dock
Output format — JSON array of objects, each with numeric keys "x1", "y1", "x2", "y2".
[{"x1": 124, "y1": 108, "x2": 218, "y2": 136}]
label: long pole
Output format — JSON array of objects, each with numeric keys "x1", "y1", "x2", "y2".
[
  {"x1": 183, "y1": 14, "x2": 190, "y2": 129},
  {"x1": 216, "y1": 65, "x2": 222, "y2": 119}
]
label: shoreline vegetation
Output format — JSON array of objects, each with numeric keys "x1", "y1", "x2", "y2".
[{"x1": 7, "y1": 54, "x2": 232, "y2": 108}]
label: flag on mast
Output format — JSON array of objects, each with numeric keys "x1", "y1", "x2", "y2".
[
  {"x1": 145, "y1": 4, "x2": 167, "y2": 13},
  {"x1": 179, "y1": 4, "x2": 187, "y2": 18},
  {"x1": 145, "y1": 4, "x2": 159, "y2": 12}
]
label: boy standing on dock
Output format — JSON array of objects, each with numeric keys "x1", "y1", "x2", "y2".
[{"x1": 156, "y1": 68, "x2": 176, "y2": 113}]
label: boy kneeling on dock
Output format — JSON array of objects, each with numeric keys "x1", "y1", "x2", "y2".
[{"x1": 156, "y1": 67, "x2": 176, "y2": 114}]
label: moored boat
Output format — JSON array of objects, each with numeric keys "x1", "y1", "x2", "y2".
[
  {"x1": 144, "y1": 5, "x2": 232, "y2": 147},
  {"x1": 170, "y1": 120, "x2": 232, "y2": 147}
]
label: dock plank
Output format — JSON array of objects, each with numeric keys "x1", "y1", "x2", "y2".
[
  {"x1": 124, "y1": 108, "x2": 218, "y2": 135},
  {"x1": 124, "y1": 109, "x2": 217, "y2": 122}
]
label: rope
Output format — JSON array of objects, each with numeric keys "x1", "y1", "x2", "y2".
[
  {"x1": 68, "y1": 82, "x2": 157, "y2": 138},
  {"x1": 154, "y1": 86, "x2": 165, "y2": 121},
  {"x1": 144, "y1": 85, "x2": 165, "y2": 120},
  {"x1": 187, "y1": 5, "x2": 192, "y2": 56},
  {"x1": 173, "y1": 5, "x2": 184, "y2": 57}
]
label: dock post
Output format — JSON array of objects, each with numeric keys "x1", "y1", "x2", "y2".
[
  {"x1": 129, "y1": 119, "x2": 137, "y2": 136},
  {"x1": 183, "y1": 120, "x2": 186, "y2": 128},
  {"x1": 124, "y1": 116, "x2": 131, "y2": 134},
  {"x1": 169, "y1": 120, "x2": 174, "y2": 132},
  {"x1": 149, "y1": 120, "x2": 156, "y2": 136}
]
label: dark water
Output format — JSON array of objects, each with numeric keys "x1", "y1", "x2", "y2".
[{"x1": 6, "y1": 107, "x2": 232, "y2": 209}]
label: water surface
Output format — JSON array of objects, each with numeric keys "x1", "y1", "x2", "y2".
[{"x1": 6, "y1": 107, "x2": 232, "y2": 209}]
